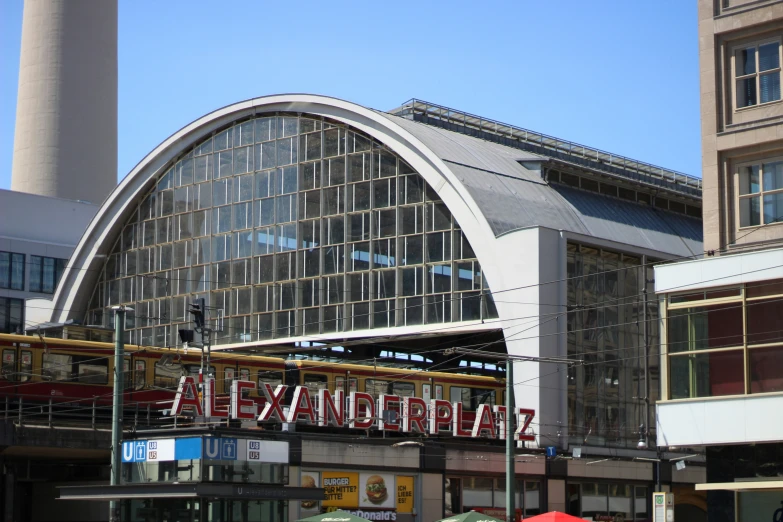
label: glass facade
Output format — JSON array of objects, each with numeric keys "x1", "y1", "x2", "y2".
[
  {"x1": 29, "y1": 255, "x2": 67, "y2": 293},
  {"x1": 664, "y1": 278, "x2": 783, "y2": 399},
  {"x1": 88, "y1": 114, "x2": 497, "y2": 347},
  {"x1": 0, "y1": 251, "x2": 25, "y2": 291},
  {"x1": 0, "y1": 297, "x2": 24, "y2": 334},
  {"x1": 566, "y1": 482, "x2": 649, "y2": 522},
  {"x1": 445, "y1": 477, "x2": 540, "y2": 518},
  {"x1": 566, "y1": 244, "x2": 659, "y2": 448}
]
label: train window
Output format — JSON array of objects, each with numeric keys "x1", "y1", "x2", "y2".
[
  {"x1": 450, "y1": 387, "x2": 471, "y2": 410},
  {"x1": 474, "y1": 389, "x2": 496, "y2": 408},
  {"x1": 224, "y1": 367, "x2": 236, "y2": 393},
  {"x1": 134, "y1": 360, "x2": 146, "y2": 390},
  {"x1": 303, "y1": 374, "x2": 328, "y2": 395},
  {"x1": 335, "y1": 376, "x2": 345, "y2": 392},
  {"x1": 435, "y1": 384, "x2": 443, "y2": 400},
  {"x1": 422, "y1": 383, "x2": 432, "y2": 402},
  {"x1": 258, "y1": 370, "x2": 283, "y2": 390},
  {"x1": 186, "y1": 365, "x2": 215, "y2": 381},
  {"x1": 155, "y1": 360, "x2": 184, "y2": 388},
  {"x1": 20, "y1": 351, "x2": 32, "y2": 382},
  {"x1": 123, "y1": 359, "x2": 133, "y2": 390},
  {"x1": 392, "y1": 382, "x2": 415, "y2": 398},
  {"x1": 365, "y1": 379, "x2": 389, "y2": 396},
  {"x1": 450, "y1": 386, "x2": 496, "y2": 411},
  {"x1": 43, "y1": 353, "x2": 72, "y2": 381},
  {"x1": 239, "y1": 368, "x2": 250, "y2": 382},
  {"x1": 75, "y1": 356, "x2": 109, "y2": 384},
  {"x1": 349, "y1": 378, "x2": 358, "y2": 393},
  {"x1": 1, "y1": 349, "x2": 15, "y2": 381}
]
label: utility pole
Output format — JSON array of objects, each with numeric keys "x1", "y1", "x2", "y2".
[
  {"x1": 444, "y1": 347, "x2": 573, "y2": 522},
  {"x1": 109, "y1": 306, "x2": 126, "y2": 522},
  {"x1": 506, "y1": 359, "x2": 515, "y2": 522}
]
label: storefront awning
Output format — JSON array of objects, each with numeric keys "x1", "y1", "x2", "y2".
[
  {"x1": 59, "y1": 483, "x2": 325, "y2": 501},
  {"x1": 695, "y1": 481, "x2": 783, "y2": 491}
]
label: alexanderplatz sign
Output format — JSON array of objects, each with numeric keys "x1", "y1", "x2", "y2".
[{"x1": 168, "y1": 376, "x2": 535, "y2": 441}]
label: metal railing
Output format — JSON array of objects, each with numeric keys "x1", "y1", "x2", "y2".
[
  {"x1": 3, "y1": 395, "x2": 168, "y2": 431},
  {"x1": 389, "y1": 99, "x2": 702, "y2": 197}
]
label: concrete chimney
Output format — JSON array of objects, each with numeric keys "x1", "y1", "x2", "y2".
[{"x1": 11, "y1": 0, "x2": 118, "y2": 204}]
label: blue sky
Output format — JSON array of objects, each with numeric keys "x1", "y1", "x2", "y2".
[{"x1": 0, "y1": 1, "x2": 701, "y2": 189}]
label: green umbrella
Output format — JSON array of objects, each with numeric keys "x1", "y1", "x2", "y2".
[
  {"x1": 433, "y1": 511, "x2": 506, "y2": 522},
  {"x1": 297, "y1": 510, "x2": 375, "y2": 522}
]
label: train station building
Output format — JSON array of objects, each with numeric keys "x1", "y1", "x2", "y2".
[{"x1": 4, "y1": 94, "x2": 710, "y2": 521}]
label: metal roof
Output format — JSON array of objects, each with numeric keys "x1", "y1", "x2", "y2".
[
  {"x1": 380, "y1": 111, "x2": 703, "y2": 258},
  {"x1": 388, "y1": 98, "x2": 702, "y2": 198}
]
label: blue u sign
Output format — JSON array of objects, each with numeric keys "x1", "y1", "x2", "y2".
[
  {"x1": 204, "y1": 438, "x2": 220, "y2": 460},
  {"x1": 121, "y1": 442, "x2": 135, "y2": 463}
]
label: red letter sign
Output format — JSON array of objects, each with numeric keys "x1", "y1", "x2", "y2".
[
  {"x1": 428, "y1": 399, "x2": 453, "y2": 435},
  {"x1": 349, "y1": 392, "x2": 375, "y2": 429},
  {"x1": 171, "y1": 376, "x2": 203, "y2": 417},
  {"x1": 231, "y1": 380, "x2": 257, "y2": 420},
  {"x1": 287, "y1": 386, "x2": 316, "y2": 424},
  {"x1": 258, "y1": 383, "x2": 288, "y2": 422}
]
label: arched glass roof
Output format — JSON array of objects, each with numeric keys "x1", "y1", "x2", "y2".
[{"x1": 88, "y1": 113, "x2": 498, "y2": 347}]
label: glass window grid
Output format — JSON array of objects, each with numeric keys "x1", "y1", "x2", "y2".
[
  {"x1": 0, "y1": 252, "x2": 25, "y2": 291},
  {"x1": 734, "y1": 39, "x2": 782, "y2": 109},
  {"x1": 664, "y1": 280, "x2": 783, "y2": 399},
  {"x1": 737, "y1": 159, "x2": 783, "y2": 228},
  {"x1": 90, "y1": 115, "x2": 499, "y2": 344}
]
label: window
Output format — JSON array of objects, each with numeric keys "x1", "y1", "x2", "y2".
[
  {"x1": 0, "y1": 298, "x2": 24, "y2": 334},
  {"x1": 0, "y1": 252, "x2": 25, "y2": 290},
  {"x1": 738, "y1": 161, "x2": 783, "y2": 227},
  {"x1": 257, "y1": 370, "x2": 283, "y2": 389},
  {"x1": 735, "y1": 40, "x2": 781, "y2": 108},
  {"x1": 29, "y1": 256, "x2": 67, "y2": 293}
]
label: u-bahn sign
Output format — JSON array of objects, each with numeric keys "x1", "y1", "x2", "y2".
[
  {"x1": 121, "y1": 436, "x2": 289, "y2": 463},
  {"x1": 167, "y1": 376, "x2": 535, "y2": 441}
]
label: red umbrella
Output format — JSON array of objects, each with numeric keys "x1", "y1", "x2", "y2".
[{"x1": 522, "y1": 512, "x2": 586, "y2": 522}]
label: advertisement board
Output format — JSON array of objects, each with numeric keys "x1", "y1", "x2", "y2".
[
  {"x1": 396, "y1": 476, "x2": 414, "y2": 514},
  {"x1": 322, "y1": 471, "x2": 360, "y2": 508},
  {"x1": 305, "y1": 470, "x2": 415, "y2": 518},
  {"x1": 359, "y1": 473, "x2": 395, "y2": 509},
  {"x1": 300, "y1": 471, "x2": 321, "y2": 515}
]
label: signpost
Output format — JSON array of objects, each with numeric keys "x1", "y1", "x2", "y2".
[{"x1": 652, "y1": 492, "x2": 674, "y2": 522}]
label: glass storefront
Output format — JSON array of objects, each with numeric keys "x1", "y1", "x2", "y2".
[
  {"x1": 566, "y1": 482, "x2": 649, "y2": 522},
  {"x1": 445, "y1": 477, "x2": 540, "y2": 519},
  {"x1": 123, "y1": 498, "x2": 286, "y2": 522}
]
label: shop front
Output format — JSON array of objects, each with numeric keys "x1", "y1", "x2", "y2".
[
  {"x1": 59, "y1": 433, "x2": 324, "y2": 522},
  {"x1": 298, "y1": 470, "x2": 416, "y2": 522}
]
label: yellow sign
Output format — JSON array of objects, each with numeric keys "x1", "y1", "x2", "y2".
[
  {"x1": 396, "y1": 476, "x2": 414, "y2": 513},
  {"x1": 322, "y1": 471, "x2": 359, "y2": 508}
]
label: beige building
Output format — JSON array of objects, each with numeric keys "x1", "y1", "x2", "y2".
[
  {"x1": 699, "y1": 0, "x2": 783, "y2": 252},
  {"x1": 653, "y1": 2, "x2": 783, "y2": 521}
]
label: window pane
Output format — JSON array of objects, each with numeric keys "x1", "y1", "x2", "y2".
[
  {"x1": 740, "y1": 196, "x2": 761, "y2": 227},
  {"x1": 747, "y1": 297, "x2": 783, "y2": 345},
  {"x1": 749, "y1": 347, "x2": 783, "y2": 393},
  {"x1": 669, "y1": 350, "x2": 745, "y2": 399},
  {"x1": 763, "y1": 161, "x2": 783, "y2": 191},
  {"x1": 758, "y1": 42, "x2": 779, "y2": 71},
  {"x1": 763, "y1": 192, "x2": 783, "y2": 224},
  {"x1": 667, "y1": 304, "x2": 744, "y2": 352},
  {"x1": 737, "y1": 78, "x2": 757, "y2": 107},
  {"x1": 11, "y1": 254, "x2": 25, "y2": 291},
  {"x1": 760, "y1": 71, "x2": 781, "y2": 103},
  {"x1": 739, "y1": 165, "x2": 760, "y2": 195},
  {"x1": 737, "y1": 47, "x2": 756, "y2": 76},
  {"x1": 0, "y1": 253, "x2": 9, "y2": 288}
]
